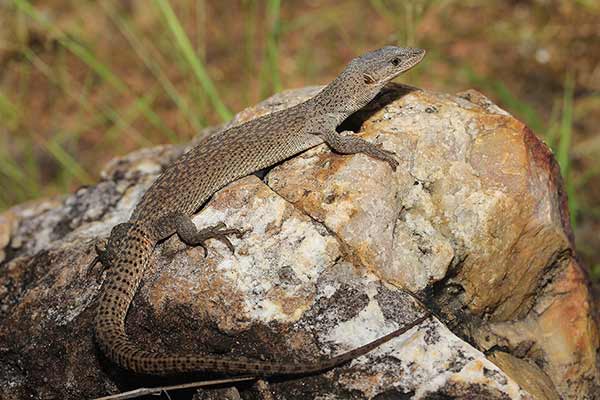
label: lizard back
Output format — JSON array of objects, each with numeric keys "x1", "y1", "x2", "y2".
[{"x1": 131, "y1": 101, "x2": 323, "y2": 225}]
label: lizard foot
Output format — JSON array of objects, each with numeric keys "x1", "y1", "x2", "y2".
[
  {"x1": 342, "y1": 140, "x2": 399, "y2": 171},
  {"x1": 175, "y1": 216, "x2": 246, "y2": 257},
  {"x1": 319, "y1": 130, "x2": 399, "y2": 171},
  {"x1": 87, "y1": 223, "x2": 134, "y2": 282},
  {"x1": 367, "y1": 143, "x2": 399, "y2": 171},
  {"x1": 197, "y1": 222, "x2": 245, "y2": 255},
  {"x1": 86, "y1": 238, "x2": 109, "y2": 283}
]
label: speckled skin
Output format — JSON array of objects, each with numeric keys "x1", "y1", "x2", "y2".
[{"x1": 94, "y1": 47, "x2": 426, "y2": 375}]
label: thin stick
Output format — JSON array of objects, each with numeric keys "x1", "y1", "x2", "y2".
[{"x1": 92, "y1": 376, "x2": 256, "y2": 400}]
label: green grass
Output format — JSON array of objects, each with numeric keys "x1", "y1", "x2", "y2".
[
  {"x1": 2, "y1": 0, "x2": 245, "y2": 208},
  {"x1": 13, "y1": 0, "x2": 178, "y2": 142},
  {"x1": 4, "y1": 0, "x2": 237, "y2": 207},
  {"x1": 43, "y1": 134, "x2": 93, "y2": 186},
  {"x1": 22, "y1": 47, "x2": 153, "y2": 148},
  {"x1": 1, "y1": 0, "x2": 301, "y2": 208},
  {"x1": 368, "y1": 0, "x2": 436, "y2": 47},
  {"x1": 0, "y1": 143, "x2": 40, "y2": 209},
  {"x1": 0, "y1": 86, "x2": 39, "y2": 208},
  {"x1": 462, "y1": 66, "x2": 545, "y2": 134},
  {"x1": 0, "y1": 64, "x2": 94, "y2": 206},
  {"x1": 0, "y1": 92, "x2": 20, "y2": 130},
  {"x1": 557, "y1": 73, "x2": 576, "y2": 228},
  {"x1": 260, "y1": 0, "x2": 282, "y2": 98},
  {"x1": 153, "y1": 0, "x2": 232, "y2": 122},
  {"x1": 101, "y1": 1, "x2": 205, "y2": 133}
]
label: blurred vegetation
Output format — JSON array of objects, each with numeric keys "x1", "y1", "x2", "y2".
[{"x1": 0, "y1": 0, "x2": 598, "y2": 276}]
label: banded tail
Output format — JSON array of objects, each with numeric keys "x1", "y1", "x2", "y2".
[{"x1": 94, "y1": 223, "x2": 429, "y2": 375}]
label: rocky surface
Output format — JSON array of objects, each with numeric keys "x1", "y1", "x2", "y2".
[{"x1": 0, "y1": 84, "x2": 597, "y2": 399}]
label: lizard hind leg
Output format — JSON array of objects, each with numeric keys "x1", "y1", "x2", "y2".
[
  {"x1": 167, "y1": 212, "x2": 245, "y2": 256},
  {"x1": 86, "y1": 238, "x2": 109, "y2": 283},
  {"x1": 87, "y1": 223, "x2": 133, "y2": 282}
]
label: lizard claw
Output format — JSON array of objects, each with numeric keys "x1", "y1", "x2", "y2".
[
  {"x1": 212, "y1": 222, "x2": 227, "y2": 231},
  {"x1": 95, "y1": 238, "x2": 108, "y2": 254},
  {"x1": 198, "y1": 224, "x2": 246, "y2": 255},
  {"x1": 86, "y1": 255, "x2": 101, "y2": 277},
  {"x1": 212, "y1": 228, "x2": 245, "y2": 253},
  {"x1": 373, "y1": 146, "x2": 399, "y2": 171},
  {"x1": 199, "y1": 242, "x2": 209, "y2": 258},
  {"x1": 385, "y1": 155, "x2": 399, "y2": 171},
  {"x1": 217, "y1": 236, "x2": 235, "y2": 253},
  {"x1": 87, "y1": 238, "x2": 110, "y2": 283},
  {"x1": 375, "y1": 143, "x2": 399, "y2": 171}
]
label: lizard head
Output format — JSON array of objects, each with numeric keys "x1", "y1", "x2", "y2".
[
  {"x1": 319, "y1": 46, "x2": 425, "y2": 114},
  {"x1": 354, "y1": 46, "x2": 425, "y2": 88}
]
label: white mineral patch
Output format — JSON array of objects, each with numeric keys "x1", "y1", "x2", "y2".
[
  {"x1": 192, "y1": 180, "x2": 339, "y2": 324},
  {"x1": 325, "y1": 298, "x2": 399, "y2": 356}
]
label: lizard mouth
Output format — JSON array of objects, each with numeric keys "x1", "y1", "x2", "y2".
[
  {"x1": 405, "y1": 49, "x2": 426, "y2": 70},
  {"x1": 385, "y1": 49, "x2": 426, "y2": 83}
]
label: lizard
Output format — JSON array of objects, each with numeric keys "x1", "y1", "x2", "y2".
[{"x1": 93, "y1": 46, "x2": 427, "y2": 376}]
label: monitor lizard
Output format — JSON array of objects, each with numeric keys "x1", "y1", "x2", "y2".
[{"x1": 93, "y1": 46, "x2": 427, "y2": 375}]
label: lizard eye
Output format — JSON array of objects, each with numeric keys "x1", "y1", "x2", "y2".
[
  {"x1": 363, "y1": 74, "x2": 376, "y2": 84},
  {"x1": 390, "y1": 57, "x2": 401, "y2": 67}
]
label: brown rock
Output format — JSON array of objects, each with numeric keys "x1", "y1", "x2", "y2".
[
  {"x1": 488, "y1": 351, "x2": 560, "y2": 400},
  {"x1": 0, "y1": 84, "x2": 596, "y2": 399}
]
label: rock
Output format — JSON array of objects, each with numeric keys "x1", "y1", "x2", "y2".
[
  {"x1": 488, "y1": 351, "x2": 560, "y2": 400},
  {"x1": 0, "y1": 84, "x2": 597, "y2": 399},
  {"x1": 194, "y1": 386, "x2": 242, "y2": 400}
]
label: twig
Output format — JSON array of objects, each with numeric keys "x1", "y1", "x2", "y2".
[{"x1": 92, "y1": 376, "x2": 256, "y2": 400}]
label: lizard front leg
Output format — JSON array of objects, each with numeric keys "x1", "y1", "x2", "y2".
[
  {"x1": 304, "y1": 115, "x2": 399, "y2": 171},
  {"x1": 319, "y1": 129, "x2": 399, "y2": 171}
]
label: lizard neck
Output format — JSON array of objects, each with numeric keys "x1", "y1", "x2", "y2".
[{"x1": 310, "y1": 72, "x2": 383, "y2": 124}]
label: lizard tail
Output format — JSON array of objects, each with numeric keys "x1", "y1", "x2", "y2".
[
  {"x1": 94, "y1": 223, "x2": 428, "y2": 375},
  {"x1": 94, "y1": 223, "x2": 157, "y2": 373}
]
